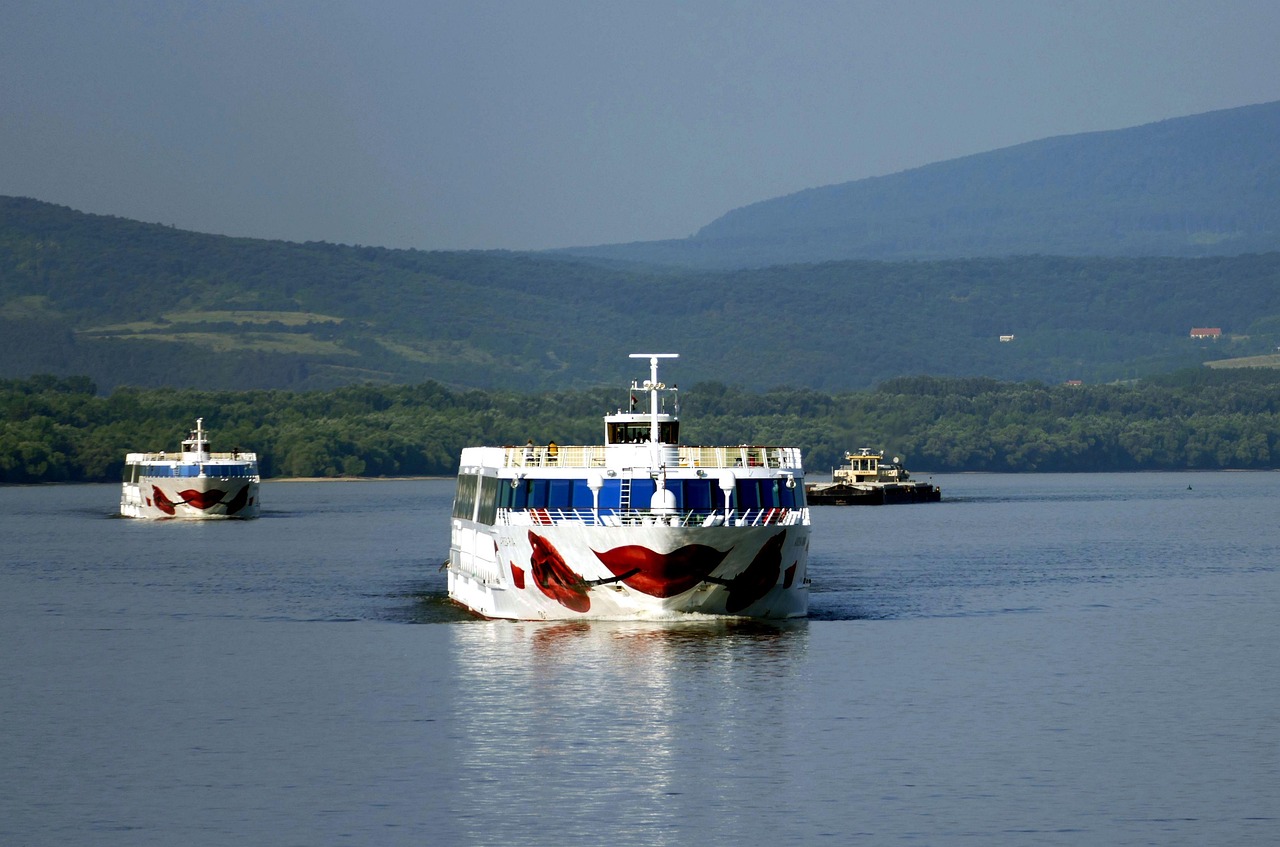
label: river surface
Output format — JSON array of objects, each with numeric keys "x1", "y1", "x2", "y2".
[{"x1": 2, "y1": 473, "x2": 1277, "y2": 846}]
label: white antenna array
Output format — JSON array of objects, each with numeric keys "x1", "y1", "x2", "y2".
[{"x1": 629, "y1": 353, "x2": 678, "y2": 445}]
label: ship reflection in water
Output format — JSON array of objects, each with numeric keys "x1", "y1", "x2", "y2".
[{"x1": 445, "y1": 619, "x2": 809, "y2": 843}]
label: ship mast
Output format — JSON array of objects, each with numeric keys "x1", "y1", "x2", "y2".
[
  {"x1": 182, "y1": 417, "x2": 210, "y2": 461},
  {"x1": 629, "y1": 353, "x2": 677, "y2": 444}
]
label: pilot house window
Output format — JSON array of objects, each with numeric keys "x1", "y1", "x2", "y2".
[{"x1": 607, "y1": 422, "x2": 679, "y2": 444}]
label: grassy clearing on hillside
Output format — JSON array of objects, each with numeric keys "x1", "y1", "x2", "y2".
[
  {"x1": 82, "y1": 310, "x2": 344, "y2": 333},
  {"x1": 1205, "y1": 353, "x2": 1280, "y2": 369},
  {"x1": 0, "y1": 295, "x2": 62, "y2": 319},
  {"x1": 78, "y1": 331, "x2": 352, "y2": 355},
  {"x1": 374, "y1": 338, "x2": 501, "y2": 365}
]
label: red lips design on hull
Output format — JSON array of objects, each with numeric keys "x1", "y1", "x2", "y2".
[
  {"x1": 152, "y1": 486, "x2": 177, "y2": 515},
  {"x1": 150, "y1": 485, "x2": 229, "y2": 515},
  {"x1": 720, "y1": 530, "x2": 787, "y2": 613},
  {"x1": 522, "y1": 529, "x2": 795, "y2": 615},
  {"x1": 178, "y1": 489, "x2": 226, "y2": 510},
  {"x1": 528, "y1": 530, "x2": 591, "y2": 613},
  {"x1": 224, "y1": 483, "x2": 251, "y2": 515},
  {"x1": 592, "y1": 543, "x2": 731, "y2": 597}
]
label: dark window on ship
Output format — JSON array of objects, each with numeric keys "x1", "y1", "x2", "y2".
[
  {"x1": 572, "y1": 479, "x2": 595, "y2": 507},
  {"x1": 501, "y1": 481, "x2": 516, "y2": 510},
  {"x1": 680, "y1": 480, "x2": 715, "y2": 511},
  {"x1": 501, "y1": 478, "x2": 627, "y2": 511},
  {"x1": 595, "y1": 479, "x2": 621, "y2": 510},
  {"x1": 735, "y1": 480, "x2": 762, "y2": 510},
  {"x1": 548, "y1": 479, "x2": 573, "y2": 510},
  {"x1": 606, "y1": 421, "x2": 680, "y2": 444},
  {"x1": 526, "y1": 478, "x2": 549, "y2": 508},
  {"x1": 608, "y1": 423, "x2": 653, "y2": 444},
  {"x1": 452, "y1": 473, "x2": 479, "y2": 520},
  {"x1": 495, "y1": 476, "x2": 801, "y2": 513},
  {"x1": 476, "y1": 476, "x2": 500, "y2": 525}
]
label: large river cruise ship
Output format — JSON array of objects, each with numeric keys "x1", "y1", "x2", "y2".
[{"x1": 447, "y1": 354, "x2": 811, "y2": 619}]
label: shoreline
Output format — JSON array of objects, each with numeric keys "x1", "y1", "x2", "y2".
[{"x1": 5, "y1": 468, "x2": 1278, "y2": 488}]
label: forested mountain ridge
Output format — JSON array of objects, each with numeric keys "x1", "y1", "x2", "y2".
[
  {"x1": 4, "y1": 195, "x2": 1280, "y2": 392},
  {"x1": 559, "y1": 100, "x2": 1280, "y2": 269},
  {"x1": 0, "y1": 196, "x2": 675, "y2": 391}
]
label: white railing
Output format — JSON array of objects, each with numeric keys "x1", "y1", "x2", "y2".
[
  {"x1": 498, "y1": 507, "x2": 808, "y2": 528},
  {"x1": 127, "y1": 451, "x2": 257, "y2": 462},
  {"x1": 499, "y1": 445, "x2": 802, "y2": 469}
]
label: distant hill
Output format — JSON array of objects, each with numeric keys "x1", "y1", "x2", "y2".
[
  {"x1": 0, "y1": 195, "x2": 674, "y2": 391},
  {"x1": 4, "y1": 196, "x2": 1280, "y2": 393},
  {"x1": 558, "y1": 101, "x2": 1280, "y2": 269}
]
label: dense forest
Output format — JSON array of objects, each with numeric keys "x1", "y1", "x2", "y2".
[
  {"x1": 4, "y1": 197, "x2": 1280, "y2": 394},
  {"x1": 4, "y1": 368, "x2": 1278, "y2": 485}
]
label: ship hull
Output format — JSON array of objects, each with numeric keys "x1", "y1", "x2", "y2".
[
  {"x1": 449, "y1": 520, "x2": 810, "y2": 620},
  {"x1": 806, "y1": 481, "x2": 941, "y2": 506},
  {"x1": 120, "y1": 477, "x2": 260, "y2": 519}
]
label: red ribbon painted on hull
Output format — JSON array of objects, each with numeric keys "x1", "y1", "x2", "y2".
[
  {"x1": 528, "y1": 531, "x2": 593, "y2": 613},
  {"x1": 151, "y1": 486, "x2": 229, "y2": 515},
  {"x1": 522, "y1": 528, "x2": 794, "y2": 615},
  {"x1": 592, "y1": 543, "x2": 730, "y2": 597},
  {"x1": 713, "y1": 530, "x2": 789, "y2": 613}
]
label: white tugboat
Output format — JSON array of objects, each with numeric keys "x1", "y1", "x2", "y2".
[
  {"x1": 120, "y1": 418, "x2": 261, "y2": 519},
  {"x1": 447, "y1": 354, "x2": 811, "y2": 619}
]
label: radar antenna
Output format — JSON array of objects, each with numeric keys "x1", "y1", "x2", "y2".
[{"x1": 629, "y1": 353, "x2": 678, "y2": 445}]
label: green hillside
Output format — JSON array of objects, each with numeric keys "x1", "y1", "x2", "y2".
[
  {"x1": 560, "y1": 100, "x2": 1280, "y2": 269},
  {"x1": 4, "y1": 196, "x2": 1280, "y2": 392}
]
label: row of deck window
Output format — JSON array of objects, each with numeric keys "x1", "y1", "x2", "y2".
[
  {"x1": 452, "y1": 474, "x2": 805, "y2": 523},
  {"x1": 122, "y1": 463, "x2": 259, "y2": 481}
]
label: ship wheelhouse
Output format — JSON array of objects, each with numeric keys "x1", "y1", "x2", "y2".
[{"x1": 605, "y1": 417, "x2": 679, "y2": 445}]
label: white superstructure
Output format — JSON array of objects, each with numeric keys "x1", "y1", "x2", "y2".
[
  {"x1": 447, "y1": 354, "x2": 811, "y2": 619},
  {"x1": 120, "y1": 418, "x2": 261, "y2": 519}
]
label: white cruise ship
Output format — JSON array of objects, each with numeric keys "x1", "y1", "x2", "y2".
[
  {"x1": 447, "y1": 354, "x2": 811, "y2": 619},
  {"x1": 120, "y1": 418, "x2": 261, "y2": 519}
]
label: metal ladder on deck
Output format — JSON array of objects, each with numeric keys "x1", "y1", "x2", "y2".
[{"x1": 619, "y1": 477, "x2": 631, "y2": 512}]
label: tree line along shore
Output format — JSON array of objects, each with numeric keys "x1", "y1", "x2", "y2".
[{"x1": 3, "y1": 368, "x2": 1278, "y2": 485}]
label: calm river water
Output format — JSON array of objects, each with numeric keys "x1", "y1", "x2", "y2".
[{"x1": 2, "y1": 473, "x2": 1277, "y2": 846}]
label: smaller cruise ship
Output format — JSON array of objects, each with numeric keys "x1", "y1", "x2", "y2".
[{"x1": 120, "y1": 418, "x2": 261, "y2": 519}]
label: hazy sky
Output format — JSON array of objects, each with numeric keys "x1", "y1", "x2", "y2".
[{"x1": 3, "y1": 1, "x2": 1279, "y2": 251}]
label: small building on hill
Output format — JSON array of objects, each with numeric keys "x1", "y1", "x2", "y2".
[{"x1": 1190, "y1": 327, "x2": 1222, "y2": 339}]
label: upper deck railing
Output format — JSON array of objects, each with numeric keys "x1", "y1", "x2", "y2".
[
  {"x1": 499, "y1": 444, "x2": 803, "y2": 470},
  {"x1": 500, "y1": 506, "x2": 809, "y2": 528},
  {"x1": 127, "y1": 451, "x2": 258, "y2": 463}
]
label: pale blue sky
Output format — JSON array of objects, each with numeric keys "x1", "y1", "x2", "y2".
[{"x1": 3, "y1": 1, "x2": 1278, "y2": 250}]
